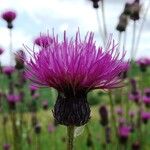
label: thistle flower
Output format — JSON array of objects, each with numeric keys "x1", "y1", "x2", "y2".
[
  {"x1": 0, "y1": 47, "x2": 4, "y2": 55},
  {"x1": 136, "y1": 58, "x2": 150, "y2": 72},
  {"x1": 34, "y1": 35, "x2": 53, "y2": 48},
  {"x1": 116, "y1": 107, "x2": 123, "y2": 116},
  {"x1": 2, "y1": 66, "x2": 15, "y2": 78},
  {"x1": 29, "y1": 85, "x2": 38, "y2": 95},
  {"x1": 143, "y1": 88, "x2": 150, "y2": 105},
  {"x1": 129, "y1": 90, "x2": 141, "y2": 103},
  {"x1": 7, "y1": 94, "x2": 21, "y2": 110},
  {"x1": 1, "y1": 10, "x2": 16, "y2": 29},
  {"x1": 118, "y1": 126, "x2": 131, "y2": 144},
  {"x1": 25, "y1": 31, "x2": 128, "y2": 126},
  {"x1": 141, "y1": 112, "x2": 150, "y2": 124}
]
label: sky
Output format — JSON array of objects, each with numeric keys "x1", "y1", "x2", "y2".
[{"x1": 0, "y1": 0, "x2": 150, "y2": 65}]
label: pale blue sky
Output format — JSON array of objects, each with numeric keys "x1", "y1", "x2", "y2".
[{"x1": 0, "y1": 0, "x2": 150, "y2": 65}]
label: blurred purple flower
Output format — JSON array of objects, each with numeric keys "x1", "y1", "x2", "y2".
[
  {"x1": 1, "y1": 10, "x2": 16, "y2": 29},
  {"x1": 3, "y1": 144, "x2": 10, "y2": 150},
  {"x1": 143, "y1": 88, "x2": 150, "y2": 107},
  {"x1": 7, "y1": 94, "x2": 21, "y2": 103},
  {"x1": 118, "y1": 118, "x2": 126, "y2": 127},
  {"x1": 137, "y1": 58, "x2": 150, "y2": 72},
  {"x1": 26, "y1": 31, "x2": 128, "y2": 91},
  {"x1": 116, "y1": 107, "x2": 123, "y2": 116},
  {"x1": 34, "y1": 35, "x2": 53, "y2": 48},
  {"x1": 0, "y1": 47, "x2": 4, "y2": 55},
  {"x1": 118, "y1": 126, "x2": 131, "y2": 144},
  {"x1": 2, "y1": 10, "x2": 16, "y2": 23},
  {"x1": 141, "y1": 112, "x2": 150, "y2": 124},
  {"x1": 25, "y1": 31, "x2": 128, "y2": 126},
  {"x1": 129, "y1": 111, "x2": 135, "y2": 118},
  {"x1": 129, "y1": 90, "x2": 141, "y2": 103},
  {"x1": 2, "y1": 66, "x2": 15, "y2": 77}
]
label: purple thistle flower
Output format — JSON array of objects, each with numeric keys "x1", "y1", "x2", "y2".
[
  {"x1": 0, "y1": 47, "x2": 4, "y2": 55},
  {"x1": 3, "y1": 144, "x2": 10, "y2": 150},
  {"x1": 118, "y1": 126, "x2": 131, "y2": 144},
  {"x1": 25, "y1": 31, "x2": 128, "y2": 126},
  {"x1": 143, "y1": 88, "x2": 150, "y2": 107},
  {"x1": 7, "y1": 94, "x2": 21, "y2": 110},
  {"x1": 1, "y1": 10, "x2": 16, "y2": 29},
  {"x1": 129, "y1": 90, "x2": 141, "y2": 103},
  {"x1": 2, "y1": 66, "x2": 15, "y2": 77},
  {"x1": 137, "y1": 58, "x2": 150, "y2": 72},
  {"x1": 129, "y1": 111, "x2": 135, "y2": 118},
  {"x1": 116, "y1": 107, "x2": 123, "y2": 116},
  {"x1": 141, "y1": 112, "x2": 150, "y2": 124},
  {"x1": 34, "y1": 35, "x2": 53, "y2": 48},
  {"x1": 29, "y1": 84, "x2": 38, "y2": 96}
]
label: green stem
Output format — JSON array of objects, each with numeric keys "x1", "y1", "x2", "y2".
[
  {"x1": 86, "y1": 125, "x2": 95, "y2": 150},
  {"x1": 11, "y1": 111, "x2": 19, "y2": 150},
  {"x1": 101, "y1": 0, "x2": 107, "y2": 40},
  {"x1": 108, "y1": 91, "x2": 117, "y2": 133},
  {"x1": 67, "y1": 126, "x2": 74, "y2": 150},
  {"x1": 95, "y1": 9, "x2": 105, "y2": 46},
  {"x1": 134, "y1": 1, "x2": 150, "y2": 58},
  {"x1": 131, "y1": 21, "x2": 136, "y2": 60}
]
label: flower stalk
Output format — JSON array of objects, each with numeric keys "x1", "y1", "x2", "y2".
[{"x1": 67, "y1": 126, "x2": 75, "y2": 150}]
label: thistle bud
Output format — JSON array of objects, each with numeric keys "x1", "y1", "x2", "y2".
[
  {"x1": 99, "y1": 105, "x2": 108, "y2": 126},
  {"x1": 116, "y1": 13, "x2": 128, "y2": 32}
]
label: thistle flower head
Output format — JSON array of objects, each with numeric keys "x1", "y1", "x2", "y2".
[
  {"x1": 129, "y1": 90, "x2": 141, "y2": 103},
  {"x1": 141, "y1": 112, "x2": 150, "y2": 124},
  {"x1": 2, "y1": 66, "x2": 15, "y2": 77},
  {"x1": 137, "y1": 58, "x2": 150, "y2": 72},
  {"x1": 118, "y1": 126, "x2": 131, "y2": 144},
  {"x1": 25, "y1": 30, "x2": 128, "y2": 126},
  {"x1": 1, "y1": 10, "x2": 16, "y2": 29},
  {"x1": 6, "y1": 94, "x2": 21, "y2": 110},
  {"x1": 2, "y1": 10, "x2": 16, "y2": 22},
  {"x1": 25, "y1": 31, "x2": 128, "y2": 96}
]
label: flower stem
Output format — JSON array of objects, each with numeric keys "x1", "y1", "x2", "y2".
[
  {"x1": 67, "y1": 126, "x2": 74, "y2": 150},
  {"x1": 95, "y1": 9, "x2": 105, "y2": 46},
  {"x1": 101, "y1": 0, "x2": 107, "y2": 40}
]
